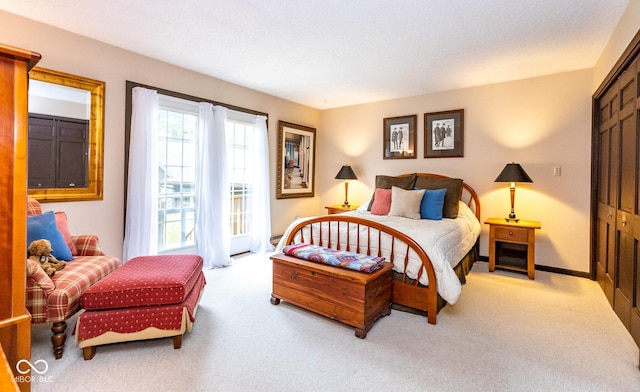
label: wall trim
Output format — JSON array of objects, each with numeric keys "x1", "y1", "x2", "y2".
[{"x1": 476, "y1": 257, "x2": 590, "y2": 279}]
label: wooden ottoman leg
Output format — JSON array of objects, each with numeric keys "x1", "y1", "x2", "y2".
[
  {"x1": 51, "y1": 321, "x2": 67, "y2": 359},
  {"x1": 173, "y1": 334, "x2": 183, "y2": 349},
  {"x1": 83, "y1": 346, "x2": 96, "y2": 360}
]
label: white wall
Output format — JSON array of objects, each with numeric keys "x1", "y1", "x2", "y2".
[
  {"x1": 5, "y1": 4, "x2": 640, "y2": 273},
  {"x1": 593, "y1": 0, "x2": 640, "y2": 89},
  {"x1": 317, "y1": 1, "x2": 640, "y2": 275},
  {"x1": 319, "y1": 70, "x2": 593, "y2": 273},
  {"x1": 1, "y1": 11, "x2": 320, "y2": 259}
]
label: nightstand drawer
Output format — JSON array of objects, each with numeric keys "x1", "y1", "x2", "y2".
[{"x1": 494, "y1": 226, "x2": 529, "y2": 243}]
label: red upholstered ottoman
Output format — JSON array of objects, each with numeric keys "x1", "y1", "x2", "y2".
[{"x1": 75, "y1": 255, "x2": 206, "y2": 360}]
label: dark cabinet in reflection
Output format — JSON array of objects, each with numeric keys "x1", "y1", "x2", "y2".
[{"x1": 28, "y1": 113, "x2": 88, "y2": 189}]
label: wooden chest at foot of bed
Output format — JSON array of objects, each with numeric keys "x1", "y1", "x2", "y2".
[{"x1": 270, "y1": 254, "x2": 392, "y2": 338}]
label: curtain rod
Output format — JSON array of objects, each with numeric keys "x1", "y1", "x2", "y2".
[{"x1": 126, "y1": 80, "x2": 268, "y2": 118}]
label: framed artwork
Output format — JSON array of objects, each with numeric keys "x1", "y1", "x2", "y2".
[
  {"x1": 424, "y1": 109, "x2": 464, "y2": 158},
  {"x1": 276, "y1": 121, "x2": 316, "y2": 199},
  {"x1": 383, "y1": 115, "x2": 416, "y2": 159}
]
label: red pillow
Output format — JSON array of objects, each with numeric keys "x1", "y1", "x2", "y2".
[
  {"x1": 55, "y1": 211, "x2": 78, "y2": 256},
  {"x1": 370, "y1": 188, "x2": 392, "y2": 215}
]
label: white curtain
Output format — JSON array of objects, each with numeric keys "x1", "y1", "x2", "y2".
[
  {"x1": 123, "y1": 87, "x2": 159, "y2": 262},
  {"x1": 195, "y1": 103, "x2": 233, "y2": 268},
  {"x1": 249, "y1": 115, "x2": 274, "y2": 253}
]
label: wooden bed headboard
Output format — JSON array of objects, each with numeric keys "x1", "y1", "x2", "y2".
[{"x1": 397, "y1": 172, "x2": 480, "y2": 220}]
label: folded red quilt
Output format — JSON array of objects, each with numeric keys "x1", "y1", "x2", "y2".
[{"x1": 282, "y1": 243, "x2": 386, "y2": 273}]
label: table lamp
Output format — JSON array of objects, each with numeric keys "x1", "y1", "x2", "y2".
[
  {"x1": 495, "y1": 162, "x2": 533, "y2": 222},
  {"x1": 335, "y1": 165, "x2": 357, "y2": 206}
]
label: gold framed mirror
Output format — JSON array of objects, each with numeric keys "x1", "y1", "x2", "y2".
[{"x1": 28, "y1": 67, "x2": 105, "y2": 202}]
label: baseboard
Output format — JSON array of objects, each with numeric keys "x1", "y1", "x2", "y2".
[
  {"x1": 535, "y1": 264, "x2": 590, "y2": 279},
  {"x1": 476, "y1": 256, "x2": 591, "y2": 279}
]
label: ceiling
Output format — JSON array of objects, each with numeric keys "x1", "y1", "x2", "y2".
[{"x1": 1, "y1": 0, "x2": 630, "y2": 109}]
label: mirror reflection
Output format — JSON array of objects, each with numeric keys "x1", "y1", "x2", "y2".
[
  {"x1": 29, "y1": 80, "x2": 91, "y2": 120},
  {"x1": 28, "y1": 67, "x2": 105, "y2": 202}
]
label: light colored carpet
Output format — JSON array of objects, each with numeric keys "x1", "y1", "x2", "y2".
[{"x1": 30, "y1": 254, "x2": 640, "y2": 392}]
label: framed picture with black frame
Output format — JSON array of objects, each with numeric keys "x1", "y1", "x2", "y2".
[
  {"x1": 383, "y1": 115, "x2": 416, "y2": 159},
  {"x1": 424, "y1": 109, "x2": 464, "y2": 158}
]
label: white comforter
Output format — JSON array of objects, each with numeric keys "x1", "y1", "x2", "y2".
[{"x1": 275, "y1": 202, "x2": 481, "y2": 304}]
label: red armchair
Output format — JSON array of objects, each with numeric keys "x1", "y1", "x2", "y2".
[{"x1": 26, "y1": 198, "x2": 122, "y2": 359}]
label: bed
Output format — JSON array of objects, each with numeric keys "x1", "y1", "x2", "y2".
[{"x1": 275, "y1": 173, "x2": 481, "y2": 324}]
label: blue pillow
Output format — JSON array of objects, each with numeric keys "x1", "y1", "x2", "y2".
[
  {"x1": 27, "y1": 211, "x2": 74, "y2": 261},
  {"x1": 416, "y1": 188, "x2": 447, "y2": 220}
]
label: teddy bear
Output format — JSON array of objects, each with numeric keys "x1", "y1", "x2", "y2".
[{"x1": 28, "y1": 239, "x2": 66, "y2": 277}]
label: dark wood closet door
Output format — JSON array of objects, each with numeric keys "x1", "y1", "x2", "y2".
[
  {"x1": 614, "y1": 61, "x2": 640, "y2": 343},
  {"x1": 597, "y1": 58, "x2": 640, "y2": 347},
  {"x1": 593, "y1": 30, "x2": 640, "y2": 367},
  {"x1": 595, "y1": 83, "x2": 619, "y2": 305}
]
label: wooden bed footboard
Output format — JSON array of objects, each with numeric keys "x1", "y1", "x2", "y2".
[
  {"x1": 281, "y1": 215, "x2": 440, "y2": 324},
  {"x1": 279, "y1": 173, "x2": 480, "y2": 325}
]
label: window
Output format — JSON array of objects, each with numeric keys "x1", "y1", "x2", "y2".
[
  {"x1": 226, "y1": 112, "x2": 256, "y2": 254},
  {"x1": 154, "y1": 97, "x2": 259, "y2": 254},
  {"x1": 156, "y1": 97, "x2": 198, "y2": 251}
]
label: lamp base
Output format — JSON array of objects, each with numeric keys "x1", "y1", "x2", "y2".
[
  {"x1": 342, "y1": 182, "x2": 350, "y2": 208},
  {"x1": 505, "y1": 217, "x2": 520, "y2": 223}
]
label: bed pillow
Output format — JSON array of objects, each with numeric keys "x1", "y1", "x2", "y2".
[
  {"x1": 357, "y1": 198, "x2": 371, "y2": 212},
  {"x1": 367, "y1": 173, "x2": 417, "y2": 210},
  {"x1": 389, "y1": 186, "x2": 425, "y2": 220},
  {"x1": 55, "y1": 211, "x2": 79, "y2": 256},
  {"x1": 413, "y1": 176, "x2": 463, "y2": 218},
  {"x1": 370, "y1": 188, "x2": 392, "y2": 215},
  {"x1": 27, "y1": 211, "x2": 74, "y2": 261},
  {"x1": 416, "y1": 188, "x2": 447, "y2": 220}
]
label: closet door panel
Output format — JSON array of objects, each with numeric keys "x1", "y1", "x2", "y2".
[
  {"x1": 617, "y1": 94, "x2": 636, "y2": 214},
  {"x1": 596, "y1": 215, "x2": 614, "y2": 302},
  {"x1": 596, "y1": 88, "x2": 618, "y2": 302},
  {"x1": 57, "y1": 119, "x2": 88, "y2": 188},
  {"x1": 27, "y1": 115, "x2": 56, "y2": 188},
  {"x1": 613, "y1": 62, "x2": 640, "y2": 347},
  {"x1": 614, "y1": 230, "x2": 634, "y2": 326}
]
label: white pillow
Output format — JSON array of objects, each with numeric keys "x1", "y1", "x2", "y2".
[
  {"x1": 388, "y1": 186, "x2": 425, "y2": 220},
  {"x1": 357, "y1": 197, "x2": 372, "y2": 212}
]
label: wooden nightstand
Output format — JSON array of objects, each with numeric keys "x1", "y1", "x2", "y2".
[
  {"x1": 325, "y1": 204, "x2": 359, "y2": 214},
  {"x1": 485, "y1": 218, "x2": 541, "y2": 279}
]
